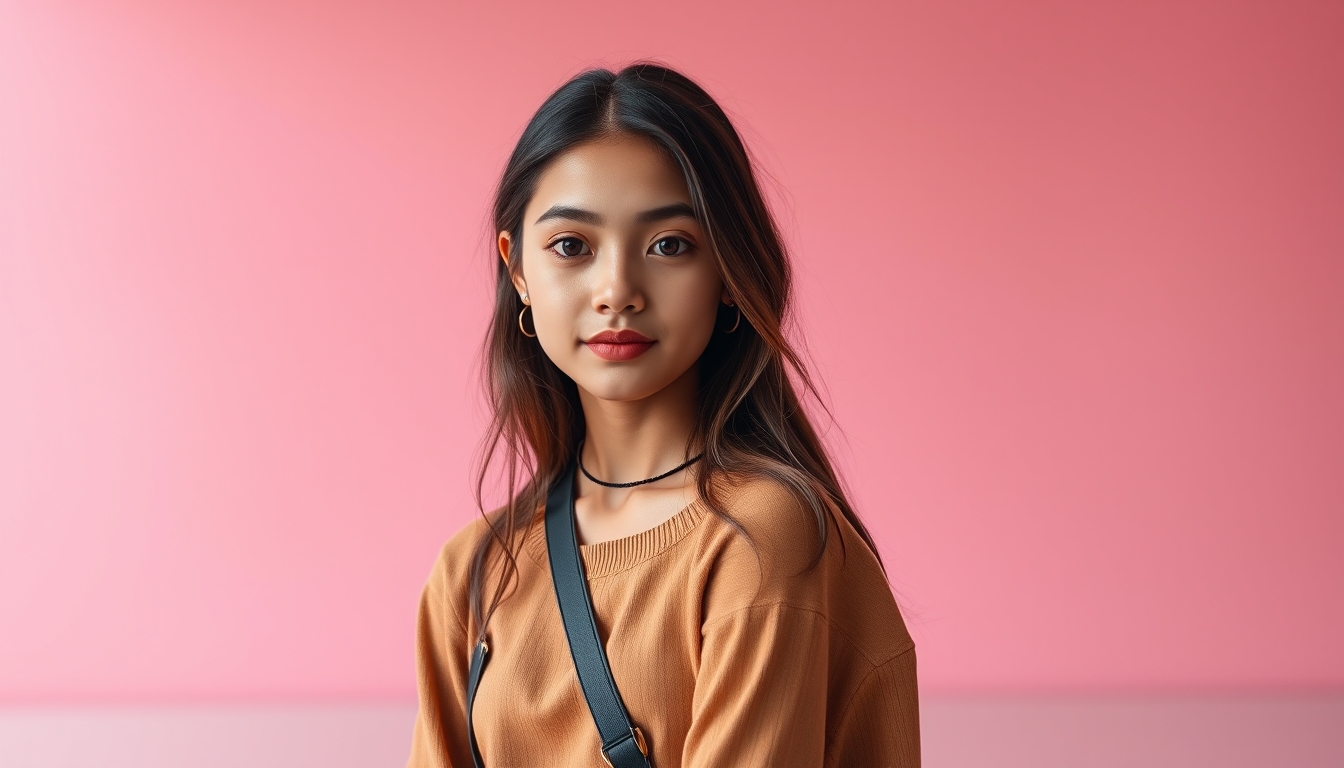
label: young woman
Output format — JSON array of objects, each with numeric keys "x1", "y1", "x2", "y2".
[{"x1": 408, "y1": 63, "x2": 918, "y2": 768}]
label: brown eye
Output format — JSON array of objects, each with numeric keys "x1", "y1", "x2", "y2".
[
  {"x1": 553, "y1": 238, "x2": 588, "y2": 258},
  {"x1": 653, "y1": 237, "x2": 689, "y2": 256}
]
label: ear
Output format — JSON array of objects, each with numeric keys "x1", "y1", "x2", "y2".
[
  {"x1": 720, "y1": 284, "x2": 734, "y2": 306},
  {"x1": 497, "y1": 231, "x2": 512, "y2": 268},
  {"x1": 499, "y1": 231, "x2": 529, "y2": 300}
]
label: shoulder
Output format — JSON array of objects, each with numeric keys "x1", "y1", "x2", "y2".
[
  {"x1": 694, "y1": 472, "x2": 912, "y2": 656},
  {"x1": 421, "y1": 507, "x2": 514, "y2": 609},
  {"x1": 418, "y1": 505, "x2": 531, "y2": 641},
  {"x1": 693, "y1": 474, "x2": 834, "y2": 611},
  {"x1": 699, "y1": 473, "x2": 835, "y2": 569}
]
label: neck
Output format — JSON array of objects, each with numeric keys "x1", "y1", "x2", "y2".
[{"x1": 576, "y1": 365, "x2": 701, "y2": 485}]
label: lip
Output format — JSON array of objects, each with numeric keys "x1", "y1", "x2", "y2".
[
  {"x1": 586, "y1": 329, "x2": 654, "y2": 344},
  {"x1": 584, "y1": 329, "x2": 655, "y2": 361}
]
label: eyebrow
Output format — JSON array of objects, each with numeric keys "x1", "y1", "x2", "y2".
[{"x1": 533, "y1": 202, "x2": 698, "y2": 226}]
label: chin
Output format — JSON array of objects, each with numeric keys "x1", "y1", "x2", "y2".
[{"x1": 573, "y1": 370, "x2": 675, "y2": 403}]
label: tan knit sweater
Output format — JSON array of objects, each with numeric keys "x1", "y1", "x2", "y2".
[{"x1": 407, "y1": 475, "x2": 919, "y2": 767}]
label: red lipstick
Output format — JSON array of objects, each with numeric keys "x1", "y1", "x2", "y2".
[{"x1": 584, "y1": 329, "x2": 655, "y2": 361}]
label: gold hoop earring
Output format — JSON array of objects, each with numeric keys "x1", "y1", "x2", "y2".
[
  {"x1": 722, "y1": 303, "x2": 741, "y2": 334},
  {"x1": 518, "y1": 305, "x2": 537, "y2": 338}
]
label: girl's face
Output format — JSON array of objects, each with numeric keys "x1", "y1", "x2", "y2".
[{"x1": 500, "y1": 134, "x2": 730, "y2": 403}]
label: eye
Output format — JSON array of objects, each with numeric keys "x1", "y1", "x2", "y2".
[
  {"x1": 651, "y1": 236, "x2": 691, "y2": 257},
  {"x1": 548, "y1": 237, "x2": 591, "y2": 258}
]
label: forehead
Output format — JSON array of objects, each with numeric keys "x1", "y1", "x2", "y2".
[{"x1": 525, "y1": 134, "x2": 692, "y2": 224}]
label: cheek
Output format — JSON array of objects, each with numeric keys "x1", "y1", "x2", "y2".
[
  {"x1": 659, "y1": 274, "x2": 722, "y2": 352},
  {"x1": 530, "y1": 298, "x2": 578, "y2": 350}
]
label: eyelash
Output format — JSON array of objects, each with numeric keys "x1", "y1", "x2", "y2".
[{"x1": 544, "y1": 236, "x2": 695, "y2": 259}]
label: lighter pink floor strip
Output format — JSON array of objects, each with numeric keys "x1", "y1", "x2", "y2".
[{"x1": 0, "y1": 694, "x2": 1340, "y2": 767}]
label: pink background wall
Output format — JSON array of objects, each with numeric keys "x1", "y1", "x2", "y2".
[{"x1": 1, "y1": 0, "x2": 1340, "y2": 705}]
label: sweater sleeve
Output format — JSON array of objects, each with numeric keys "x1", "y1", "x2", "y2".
[
  {"x1": 824, "y1": 646, "x2": 921, "y2": 768},
  {"x1": 681, "y1": 478, "x2": 920, "y2": 767},
  {"x1": 681, "y1": 602, "x2": 832, "y2": 767},
  {"x1": 406, "y1": 541, "x2": 474, "y2": 768}
]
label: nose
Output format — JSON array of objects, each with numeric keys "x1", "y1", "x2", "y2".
[{"x1": 591, "y1": 244, "x2": 645, "y2": 315}]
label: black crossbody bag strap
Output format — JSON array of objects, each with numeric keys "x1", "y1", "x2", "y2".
[
  {"x1": 464, "y1": 460, "x2": 651, "y2": 768},
  {"x1": 545, "y1": 460, "x2": 653, "y2": 768},
  {"x1": 466, "y1": 638, "x2": 489, "y2": 768}
]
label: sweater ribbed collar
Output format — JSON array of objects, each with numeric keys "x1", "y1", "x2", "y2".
[{"x1": 523, "y1": 497, "x2": 707, "y2": 578}]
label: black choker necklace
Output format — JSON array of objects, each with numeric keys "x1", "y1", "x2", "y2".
[{"x1": 578, "y1": 442, "x2": 704, "y2": 488}]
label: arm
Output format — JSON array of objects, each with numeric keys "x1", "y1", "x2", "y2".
[
  {"x1": 680, "y1": 602, "x2": 832, "y2": 767},
  {"x1": 680, "y1": 477, "x2": 920, "y2": 767},
  {"x1": 406, "y1": 543, "x2": 474, "y2": 768},
  {"x1": 824, "y1": 646, "x2": 920, "y2": 768}
]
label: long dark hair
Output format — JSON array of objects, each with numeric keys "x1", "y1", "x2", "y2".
[{"x1": 469, "y1": 62, "x2": 883, "y2": 641}]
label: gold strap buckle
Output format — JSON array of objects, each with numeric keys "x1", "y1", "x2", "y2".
[{"x1": 599, "y1": 725, "x2": 648, "y2": 766}]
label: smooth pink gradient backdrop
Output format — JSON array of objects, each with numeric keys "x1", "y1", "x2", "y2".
[{"x1": 2, "y1": 1, "x2": 1341, "y2": 703}]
